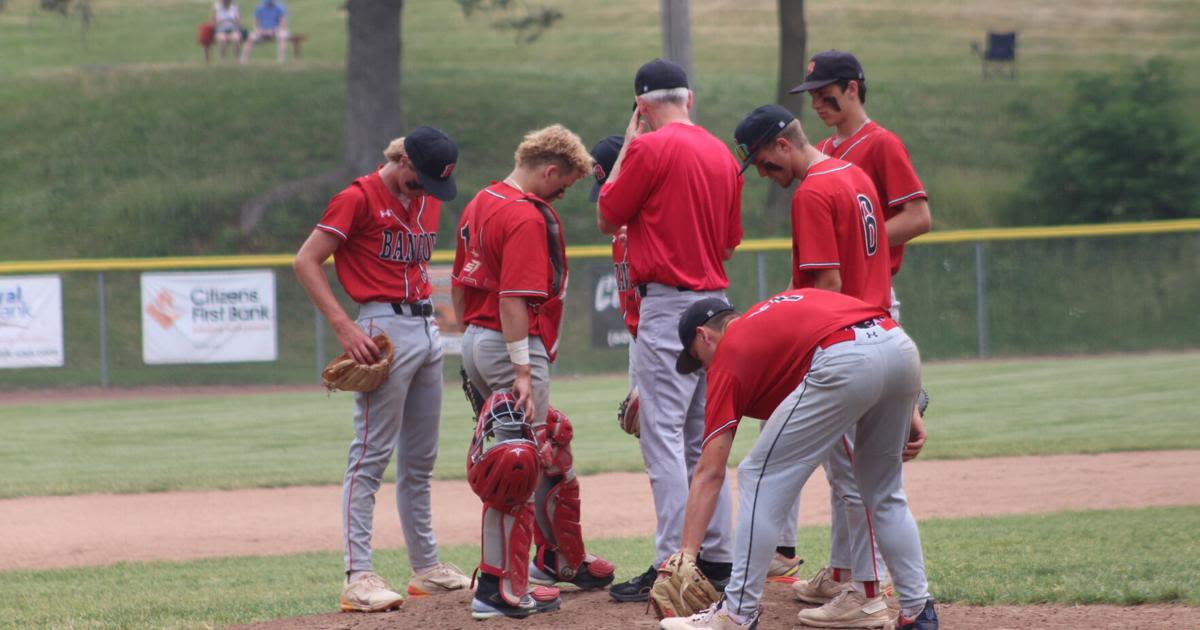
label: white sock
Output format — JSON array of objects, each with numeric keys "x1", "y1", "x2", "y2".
[
  {"x1": 725, "y1": 607, "x2": 749, "y2": 624},
  {"x1": 347, "y1": 570, "x2": 371, "y2": 582},
  {"x1": 900, "y1": 602, "x2": 926, "y2": 619},
  {"x1": 850, "y1": 581, "x2": 867, "y2": 595}
]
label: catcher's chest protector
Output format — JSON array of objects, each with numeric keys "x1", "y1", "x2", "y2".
[{"x1": 468, "y1": 391, "x2": 542, "y2": 606}]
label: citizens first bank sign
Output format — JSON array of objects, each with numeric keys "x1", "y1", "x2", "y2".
[{"x1": 141, "y1": 270, "x2": 277, "y2": 364}]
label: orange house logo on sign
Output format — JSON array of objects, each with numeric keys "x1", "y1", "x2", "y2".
[{"x1": 145, "y1": 289, "x2": 181, "y2": 329}]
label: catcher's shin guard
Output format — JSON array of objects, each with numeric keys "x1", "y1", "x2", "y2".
[
  {"x1": 468, "y1": 391, "x2": 543, "y2": 606},
  {"x1": 531, "y1": 408, "x2": 615, "y2": 587},
  {"x1": 479, "y1": 502, "x2": 537, "y2": 607}
]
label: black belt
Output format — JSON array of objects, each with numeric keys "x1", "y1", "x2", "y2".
[
  {"x1": 391, "y1": 301, "x2": 434, "y2": 317},
  {"x1": 636, "y1": 284, "x2": 691, "y2": 297}
]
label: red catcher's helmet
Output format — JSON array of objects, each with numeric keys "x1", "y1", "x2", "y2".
[{"x1": 467, "y1": 391, "x2": 541, "y2": 507}]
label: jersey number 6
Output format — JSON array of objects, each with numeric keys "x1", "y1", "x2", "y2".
[{"x1": 857, "y1": 194, "x2": 879, "y2": 257}]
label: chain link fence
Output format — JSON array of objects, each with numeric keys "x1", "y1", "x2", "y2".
[{"x1": 2, "y1": 222, "x2": 1198, "y2": 389}]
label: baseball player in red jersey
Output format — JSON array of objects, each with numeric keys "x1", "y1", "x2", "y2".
[
  {"x1": 735, "y1": 104, "x2": 900, "y2": 623},
  {"x1": 293, "y1": 127, "x2": 472, "y2": 612},
  {"x1": 452, "y1": 125, "x2": 616, "y2": 620},
  {"x1": 658, "y1": 291, "x2": 938, "y2": 630},
  {"x1": 791, "y1": 49, "x2": 936, "y2": 600},
  {"x1": 598, "y1": 58, "x2": 742, "y2": 603}
]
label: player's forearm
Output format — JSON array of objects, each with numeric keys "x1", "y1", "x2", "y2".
[
  {"x1": 885, "y1": 199, "x2": 932, "y2": 246},
  {"x1": 293, "y1": 256, "x2": 353, "y2": 331},
  {"x1": 680, "y1": 466, "x2": 724, "y2": 556},
  {"x1": 498, "y1": 296, "x2": 530, "y2": 344},
  {"x1": 680, "y1": 435, "x2": 733, "y2": 555},
  {"x1": 451, "y1": 285, "x2": 466, "y2": 329}
]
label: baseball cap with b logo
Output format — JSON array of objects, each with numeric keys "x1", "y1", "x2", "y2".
[
  {"x1": 675, "y1": 297, "x2": 737, "y2": 374},
  {"x1": 588, "y1": 135, "x2": 624, "y2": 202},
  {"x1": 788, "y1": 49, "x2": 866, "y2": 94},
  {"x1": 404, "y1": 126, "x2": 459, "y2": 202},
  {"x1": 733, "y1": 104, "x2": 796, "y2": 174}
]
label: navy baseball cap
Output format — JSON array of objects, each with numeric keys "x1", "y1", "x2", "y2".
[
  {"x1": 788, "y1": 50, "x2": 865, "y2": 94},
  {"x1": 404, "y1": 126, "x2": 458, "y2": 202},
  {"x1": 676, "y1": 297, "x2": 736, "y2": 374},
  {"x1": 588, "y1": 135, "x2": 624, "y2": 202},
  {"x1": 733, "y1": 104, "x2": 795, "y2": 174},
  {"x1": 635, "y1": 58, "x2": 689, "y2": 95}
]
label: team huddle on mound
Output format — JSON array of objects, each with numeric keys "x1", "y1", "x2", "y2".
[{"x1": 293, "y1": 51, "x2": 938, "y2": 630}]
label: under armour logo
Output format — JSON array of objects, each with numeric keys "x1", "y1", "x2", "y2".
[{"x1": 380, "y1": 209, "x2": 396, "y2": 220}]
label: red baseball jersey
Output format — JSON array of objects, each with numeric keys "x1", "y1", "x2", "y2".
[
  {"x1": 452, "y1": 181, "x2": 569, "y2": 360},
  {"x1": 598, "y1": 122, "x2": 743, "y2": 290},
  {"x1": 791, "y1": 157, "x2": 892, "y2": 311},
  {"x1": 817, "y1": 121, "x2": 927, "y2": 275},
  {"x1": 316, "y1": 170, "x2": 440, "y2": 304},
  {"x1": 611, "y1": 228, "x2": 641, "y2": 337},
  {"x1": 702, "y1": 289, "x2": 889, "y2": 448}
]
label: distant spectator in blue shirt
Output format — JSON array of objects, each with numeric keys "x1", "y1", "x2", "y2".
[{"x1": 239, "y1": 0, "x2": 289, "y2": 64}]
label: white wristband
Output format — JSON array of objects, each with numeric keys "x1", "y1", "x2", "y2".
[{"x1": 506, "y1": 338, "x2": 531, "y2": 366}]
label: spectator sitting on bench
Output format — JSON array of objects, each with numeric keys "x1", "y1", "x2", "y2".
[
  {"x1": 211, "y1": 0, "x2": 242, "y2": 60},
  {"x1": 240, "y1": 0, "x2": 289, "y2": 64}
]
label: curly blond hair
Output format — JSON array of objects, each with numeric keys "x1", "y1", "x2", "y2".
[
  {"x1": 383, "y1": 137, "x2": 407, "y2": 163},
  {"x1": 514, "y1": 124, "x2": 593, "y2": 178}
]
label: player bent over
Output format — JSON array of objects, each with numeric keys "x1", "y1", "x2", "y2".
[
  {"x1": 293, "y1": 127, "x2": 471, "y2": 612},
  {"x1": 658, "y1": 291, "x2": 938, "y2": 630},
  {"x1": 452, "y1": 125, "x2": 616, "y2": 619},
  {"x1": 787, "y1": 51, "x2": 935, "y2": 604}
]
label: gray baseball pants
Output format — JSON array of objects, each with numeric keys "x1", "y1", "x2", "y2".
[
  {"x1": 635, "y1": 284, "x2": 734, "y2": 565},
  {"x1": 725, "y1": 322, "x2": 930, "y2": 616},
  {"x1": 775, "y1": 288, "x2": 902, "y2": 580},
  {"x1": 343, "y1": 302, "x2": 444, "y2": 573},
  {"x1": 460, "y1": 325, "x2": 551, "y2": 425}
]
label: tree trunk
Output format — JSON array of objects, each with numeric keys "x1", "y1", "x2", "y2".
[
  {"x1": 659, "y1": 0, "x2": 695, "y2": 117},
  {"x1": 344, "y1": 0, "x2": 405, "y2": 174},
  {"x1": 765, "y1": 0, "x2": 807, "y2": 221}
]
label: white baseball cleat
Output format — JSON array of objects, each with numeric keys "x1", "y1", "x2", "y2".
[
  {"x1": 766, "y1": 552, "x2": 803, "y2": 583},
  {"x1": 796, "y1": 588, "x2": 891, "y2": 628},
  {"x1": 406, "y1": 561, "x2": 472, "y2": 596},
  {"x1": 340, "y1": 572, "x2": 404, "y2": 612},
  {"x1": 659, "y1": 601, "x2": 760, "y2": 630},
  {"x1": 792, "y1": 565, "x2": 849, "y2": 604}
]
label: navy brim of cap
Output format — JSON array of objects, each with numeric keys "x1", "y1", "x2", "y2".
[
  {"x1": 676, "y1": 348, "x2": 702, "y2": 375},
  {"x1": 787, "y1": 77, "x2": 839, "y2": 94},
  {"x1": 589, "y1": 180, "x2": 603, "y2": 202},
  {"x1": 417, "y1": 171, "x2": 457, "y2": 202}
]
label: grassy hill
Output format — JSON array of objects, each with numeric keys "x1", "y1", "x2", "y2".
[{"x1": 1, "y1": 0, "x2": 1198, "y2": 260}]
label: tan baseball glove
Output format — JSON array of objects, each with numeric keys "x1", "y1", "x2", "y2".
[
  {"x1": 617, "y1": 387, "x2": 640, "y2": 438},
  {"x1": 321, "y1": 333, "x2": 394, "y2": 393},
  {"x1": 649, "y1": 551, "x2": 721, "y2": 620}
]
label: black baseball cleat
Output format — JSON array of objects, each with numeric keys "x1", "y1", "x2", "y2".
[
  {"x1": 608, "y1": 564, "x2": 657, "y2": 603},
  {"x1": 897, "y1": 597, "x2": 939, "y2": 630},
  {"x1": 529, "y1": 549, "x2": 616, "y2": 591},
  {"x1": 471, "y1": 574, "x2": 561, "y2": 620}
]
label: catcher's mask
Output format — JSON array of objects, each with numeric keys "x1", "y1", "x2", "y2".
[{"x1": 467, "y1": 390, "x2": 542, "y2": 507}]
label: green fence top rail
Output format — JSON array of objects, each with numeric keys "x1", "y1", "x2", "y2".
[{"x1": 2, "y1": 218, "x2": 1198, "y2": 274}]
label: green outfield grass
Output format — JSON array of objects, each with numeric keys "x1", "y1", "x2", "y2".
[
  {"x1": 2, "y1": 0, "x2": 1198, "y2": 261},
  {"x1": 0, "y1": 352, "x2": 1197, "y2": 498},
  {"x1": 0, "y1": 506, "x2": 1196, "y2": 629}
]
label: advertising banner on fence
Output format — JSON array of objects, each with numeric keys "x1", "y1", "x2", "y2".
[
  {"x1": 141, "y1": 270, "x2": 277, "y2": 364},
  {"x1": 0, "y1": 275, "x2": 64, "y2": 368},
  {"x1": 590, "y1": 262, "x2": 632, "y2": 348}
]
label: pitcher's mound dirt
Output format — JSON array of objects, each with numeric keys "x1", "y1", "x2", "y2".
[{"x1": 226, "y1": 583, "x2": 1200, "y2": 630}]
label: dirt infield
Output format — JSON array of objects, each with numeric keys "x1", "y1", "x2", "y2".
[
  {"x1": 3, "y1": 450, "x2": 1198, "y2": 628},
  {"x1": 224, "y1": 583, "x2": 1200, "y2": 630},
  {"x1": 2, "y1": 450, "x2": 1199, "y2": 572}
]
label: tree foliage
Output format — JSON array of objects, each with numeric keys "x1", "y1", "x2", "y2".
[
  {"x1": 457, "y1": 0, "x2": 563, "y2": 44},
  {"x1": 1012, "y1": 58, "x2": 1199, "y2": 224}
]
